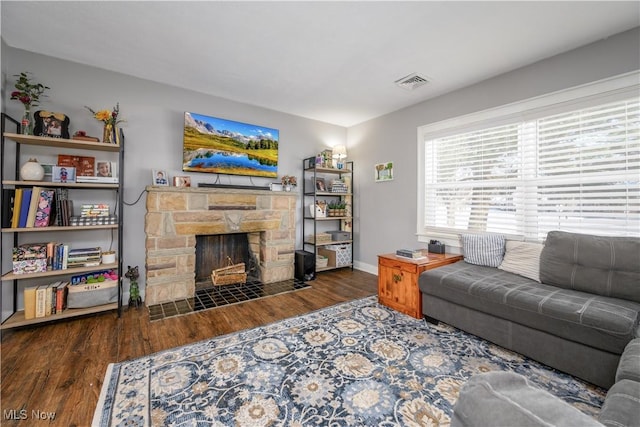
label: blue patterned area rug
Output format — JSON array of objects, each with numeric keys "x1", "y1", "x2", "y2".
[{"x1": 93, "y1": 296, "x2": 605, "y2": 426}]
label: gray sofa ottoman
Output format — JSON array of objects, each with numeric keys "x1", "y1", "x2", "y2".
[
  {"x1": 419, "y1": 231, "x2": 640, "y2": 388},
  {"x1": 451, "y1": 338, "x2": 640, "y2": 427}
]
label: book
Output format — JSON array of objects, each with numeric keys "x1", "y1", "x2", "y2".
[
  {"x1": 35, "y1": 285, "x2": 47, "y2": 318},
  {"x1": 34, "y1": 188, "x2": 55, "y2": 227},
  {"x1": 11, "y1": 188, "x2": 23, "y2": 228},
  {"x1": 396, "y1": 249, "x2": 425, "y2": 257},
  {"x1": 18, "y1": 188, "x2": 32, "y2": 228},
  {"x1": 24, "y1": 285, "x2": 38, "y2": 320},
  {"x1": 25, "y1": 186, "x2": 42, "y2": 227},
  {"x1": 2, "y1": 188, "x2": 15, "y2": 228},
  {"x1": 396, "y1": 249, "x2": 427, "y2": 260},
  {"x1": 55, "y1": 282, "x2": 69, "y2": 313}
]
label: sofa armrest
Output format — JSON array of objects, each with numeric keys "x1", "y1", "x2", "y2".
[
  {"x1": 616, "y1": 338, "x2": 640, "y2": 383},
  {"x1": 451, "y1": 372, "x2": 602, "y2": 427},
  {"x1": 598, "y1": 379, "x2": 640, "y2": 427}
]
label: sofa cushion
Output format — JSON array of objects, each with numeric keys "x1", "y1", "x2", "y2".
[
  {"x1": 598, "y1": 379, "x2": 640, "y2": 427},
  {"x1": 499, "y1": 241, "x2": 543, "y2": 282},
  {"x1": 540, "y1": 231, "x2": 640, "y2": 303},
  {"x1": 460, "y1": 233, "x2": 506, "y2": 267},
  {"x1": 451, "y1": 371, "x2": 602, "y2": 427},
  {"x1": 419, "y1": 261, "x2": 640, "y2": 354},
  {"x1": 616, "y1": 338, "x2": 640, "y2": 383}
]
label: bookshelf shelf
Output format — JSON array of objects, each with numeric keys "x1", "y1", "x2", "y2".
[
  {"x1": 2, "y1": 224, "x2": 118, "y2": 233},
  {"x1": 0, "y1": 303, "x2": 119, "y2": 330},
  {"x1": 2, "y1": 180, "x2": 119, "y2": 189},
  {"x1": 1, "y1": 116, "x2": 124, "y2": 329}
]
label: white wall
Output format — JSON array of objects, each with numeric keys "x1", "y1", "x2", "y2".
[
  {"x1": 1, "y1": 47, "x2": 346, "y2": 318},
  {"x1": 349, "y1": 27, "x2": 640, "y2": 274}
]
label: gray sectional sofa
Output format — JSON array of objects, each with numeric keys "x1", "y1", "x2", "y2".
[
  {"x1": 418, "y1": 231, "x2": 640, "y2": 389},
  {"x1": 451, "y1": 338, "x2": 640, "y2": 427}
]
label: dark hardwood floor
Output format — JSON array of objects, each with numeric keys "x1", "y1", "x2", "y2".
[{"x1": 0, "y1": 269, "x2": 377, "y2": 426}]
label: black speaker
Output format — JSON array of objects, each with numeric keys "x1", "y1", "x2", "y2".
[{"x1": 295, "y1": 250, "x2": 315, "y2": 281}]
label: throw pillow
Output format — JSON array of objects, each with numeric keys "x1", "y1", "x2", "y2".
[
  {"x1": 460, "y1": 233, "x2": 506, "y2": 267},
  {"x1": 498, "y1": 240, "x2": 543, "y2": 282}
]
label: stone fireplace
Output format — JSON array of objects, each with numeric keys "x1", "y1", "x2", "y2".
[{"x1": 144, "y1": 187, "x2": 297, "y2": 306}]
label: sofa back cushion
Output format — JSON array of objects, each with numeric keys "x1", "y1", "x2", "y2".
[
  {"x1": 540, "y1": 231, "x2": 640, "y2": 303},
  {"x1": 460, "y1": 233, "x2": 506, "y2": 267}
]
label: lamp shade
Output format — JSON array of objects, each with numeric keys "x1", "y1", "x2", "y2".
[{"x1": 332, "y1": 145, "x2": 347, "y2": 159}]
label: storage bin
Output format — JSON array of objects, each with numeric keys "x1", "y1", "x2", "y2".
[
  {"x1": 12, "y1": 259, "x2": 47, "y2": 275},
  {"x1": 318, "y1": 243, "x2": 352, "y2": 267},
  {"x1": 316, "y1": 254, "x2": 328, "y2": 268},
  {"x1": 67, "y1": 279, "x2": 118, "y2": 308},
  {"x1": 328, "y1": 230, "x2": 351, "y2": 241}
]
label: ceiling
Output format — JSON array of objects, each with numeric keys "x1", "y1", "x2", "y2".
[{"x1": 1, "y1": 1, "x2": 639, "y2": 127}]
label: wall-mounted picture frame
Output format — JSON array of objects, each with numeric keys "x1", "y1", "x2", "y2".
[
  {"x1": 375, "y1": 162, "x2": 394, "y2": 182},
  {"x1": 152, "y1": 169, "x2": 169, "y2": 186},
  {"x1": 315, "y1": 178, "x2": 326, "y2": 192},
  {"x1": 173, "y1": 176, "x2": 191, "y2": 187}
]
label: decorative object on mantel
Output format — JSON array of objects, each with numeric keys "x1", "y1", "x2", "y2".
[
  {"x1": 72, "y1": 130, "x2": 100, "y2": 142},
  {"x1": 10, "y1": 71, "x2": 50, "y2": 135},
  {"x1": 125, "y1": 265, "x2": 142, "y2": 309},
  {"x1": 85, "y1": 103, "x2": 125, "y2": 144},
  {"x1": 33, "y1": 111, "x2": 70, "y2": 139},
  {"x1": 152, "y1": 169, "x2": 168, "y2": 186},
  {"x1": 20, "y1": 158, "x2": 45, "y2": 181},
  {"x1": 280, "y1": 175, "x2": 297, "y2": 191}
]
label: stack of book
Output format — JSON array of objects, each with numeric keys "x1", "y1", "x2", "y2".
[
  {"x1": 66, "y1": 247, "x2": 102, "y2": 268},
  {"x1": 396, "y1": 249, "x2": 427, "y2": 260},
  {"x1": 24, "y1": 281, "x2": 69, "y2": 320}
]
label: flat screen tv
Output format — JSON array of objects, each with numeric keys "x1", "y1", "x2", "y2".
[{"x1": 183, "y1": 112, "x2": 279, "y2": 178}]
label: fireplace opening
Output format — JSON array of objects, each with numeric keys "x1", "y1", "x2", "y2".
[{"x1": 195, "y1": 233, "x2": 260, "y2": 289}]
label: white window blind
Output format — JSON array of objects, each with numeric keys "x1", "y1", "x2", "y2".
[{"x1": 423, "y1": 97, "x2": 640, "y2": 240}]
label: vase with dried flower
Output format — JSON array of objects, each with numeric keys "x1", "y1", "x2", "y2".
[
  {"x1": 10, "y1": 72, "x2": 50, "y2": 135},
  {"x1": 85, "y1": 103, "x2": 125, "y2": 144}
]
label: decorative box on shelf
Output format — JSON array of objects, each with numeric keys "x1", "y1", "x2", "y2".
[
  {"x1": 12, "y1": 243, "x2": 48, "y2": 274},
  {"x1": 318, "y1": 243, "x2": 352, "y2": 267}
]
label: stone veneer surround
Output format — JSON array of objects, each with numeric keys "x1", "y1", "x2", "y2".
[{"x1": 145, "y1": 187, "x2": 297, "y2": 306}]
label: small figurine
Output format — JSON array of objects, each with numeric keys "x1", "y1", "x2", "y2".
[{"x1": 125, "y1": 265, "x2": 142, "y2": 309}]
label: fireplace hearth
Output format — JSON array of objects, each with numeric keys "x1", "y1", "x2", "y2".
[{"x1": 145, "y1": 187, "x2": 297, "y2": 306}]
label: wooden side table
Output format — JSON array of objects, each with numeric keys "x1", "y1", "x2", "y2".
[{"x1": 378, "y1": 252, "x2": 463, "y2": 319}]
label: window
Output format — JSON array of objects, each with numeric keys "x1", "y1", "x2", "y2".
[{"x1": 419, "y1": 78, "x2": 639, "y2": 242}]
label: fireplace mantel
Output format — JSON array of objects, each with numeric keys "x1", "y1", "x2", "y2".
[{"x1": 145, "y1": 186, "x2": 297, "y2": 305}]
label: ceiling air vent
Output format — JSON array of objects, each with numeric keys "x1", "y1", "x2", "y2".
[{"x1": 395, "y1": 73, "x2": 429, "y2": 91}]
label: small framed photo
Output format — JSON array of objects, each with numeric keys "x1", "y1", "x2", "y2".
[
  {"x1": 152, "y1": 169, "x2": 169, "y2": 186},
  {"x1": 52, "y1": 166, "x2": 76, "y2": 183},
  {"x1": 315, "y1": 178, "x2": 326, "y2": 192},
  {"x1": 96, "y1": 161, "x2": 116, "y2": 178},
  {"x1": 173, "y1": 176, "x2": 191, "y2": 187}
]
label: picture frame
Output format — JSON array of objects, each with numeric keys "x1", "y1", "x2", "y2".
[
  {"x1": 96, "y1": 161, "x2": 116, "y2": 178},
  {"x1": 152, "y1": 169, "x2": 169, "y2": 186},
  {"x1": 374, "y1": 162, "x2": 394, "y2": 182},
  {"x1": 33, "y1": 111, "x2": 70, "y2": 139},
  {"x1": 52, "y1": 166, "x2": 76, "y2": 183},
  {"x1": 173, "y1": 176, "x2": 191, "y2": 187},
  {"x1": 315, "y1": 178, "x2": 326, "y2": 192}
]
